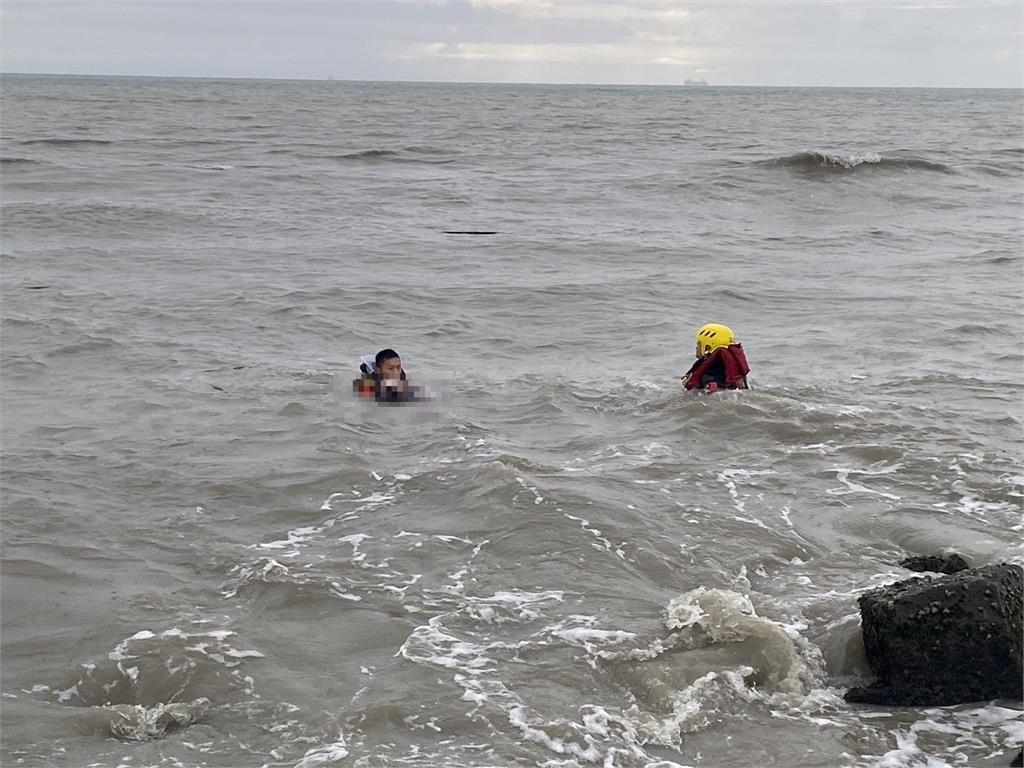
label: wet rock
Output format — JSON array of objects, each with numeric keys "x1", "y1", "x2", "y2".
[
  {"x1": 846, "y1": 564, "x2": 1023, "y2": 706},
  {"x1": 1011, "y1": 748, "x2": 1023, "y2": 767},
  {"x1": 899, "y1": 553, "x2": 970, "y2": 574}
]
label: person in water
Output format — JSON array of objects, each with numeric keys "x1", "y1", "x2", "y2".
[
  {"x1": 681, "y1": 323, "x2": 750, "y2": 392},
  {"x1": 353, "y1": 348, "x2": 421, "y2": 404}
]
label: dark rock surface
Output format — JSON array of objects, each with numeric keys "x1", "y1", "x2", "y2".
[
  {"x1": 846, "y1": 563, "x2": 1023, "y2": 706},
  {"x1": 899, "y1": 553, "x2": 970, "y2": 575}
]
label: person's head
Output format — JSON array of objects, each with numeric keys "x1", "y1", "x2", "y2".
[
  {"x1": 694, "y1": 323, "x2": 735, "y2": 358},
  {"x1": 375, "y1": 348, "x2": 403, "y2": 381}
]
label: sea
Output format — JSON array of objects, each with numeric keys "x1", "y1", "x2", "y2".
[{"x1": 1, "y1": 74, "x2": 1022, "y2": 768}]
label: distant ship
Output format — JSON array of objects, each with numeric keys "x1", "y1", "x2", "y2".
[{"x1": 684, "y1": 78, "x2": 709, "y2": 86}]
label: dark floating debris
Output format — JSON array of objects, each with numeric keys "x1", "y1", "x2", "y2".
[
  {"x1": 210, "y1": 384, "x2": 225, "y2": 392},
  {"x1": 25, "y1": 285, "x2": 51, "y2": 290},
  {"x1": 443, "y1": 230, "x2": 497, "y2": 235}
]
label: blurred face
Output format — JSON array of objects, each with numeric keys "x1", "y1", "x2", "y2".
[{"x1": 378, "y1": 356, "x2": 403, "y2": 382}]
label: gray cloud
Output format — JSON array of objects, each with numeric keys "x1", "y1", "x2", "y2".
[{"x1": 1, "y1": 0, "x2": 1020, "y2": 86}]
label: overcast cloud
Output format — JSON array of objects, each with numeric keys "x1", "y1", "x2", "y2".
[{"x1": 1, "y1": 0, "x2": 1021, "y2": 87}]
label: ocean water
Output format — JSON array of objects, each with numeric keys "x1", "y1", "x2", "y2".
[{"x1": 1, "y1": 75, "x2": 1021, "y2": 768}]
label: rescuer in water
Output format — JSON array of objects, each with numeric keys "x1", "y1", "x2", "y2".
[{"x1": 681, "y1": 323, "x2": 750, "y2": 393}]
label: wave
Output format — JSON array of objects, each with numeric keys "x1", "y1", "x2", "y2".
[
  {"x1": 948, "y1": 322, "x2": 1007, "y2": 337},
  {"x1": 479, "y1": 587, "x2": 830, "y2": 757},
  {"x1": 19, "y1": 138, "x2": 112, "y2": 147},
  {"x1": 338, "y1": 149, "x2": 400, "y2": 161},
  {"x1": 759, "y1": 150, "x2": 949, "y2": 173},
  {"x1": 75, "y1": 699, "x2": 210, "y2": 741},
  {"x1": 403, "y1": 144, "x2": 452, "y2": 156},
  {"x1": 972, "y1": 164, "x2": 1019, "y2": 178},
  {"x1": 46, "y1": 335, "x2": 121, "y2": 357},
  {"x1": 969, "y1": 150, "x2": 1024, "y2": 176},
  {"x1": 0, "y1": 156, "x2": 39, "y2": 165},
  {"x1": 952, "y1": 249, "x2": 1018, "y2": 265},
  {"x1": 331, "y1": 147, "x2": 455, "y2": 165},
  {"x1": 3, "y1": 201, "x2": 191, "y2": 229},
  {"x1": 663, "y1": 587, "x2": 820, "y2": 695}
]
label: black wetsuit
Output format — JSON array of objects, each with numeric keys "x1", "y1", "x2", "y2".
[{"x1": 684, "y1": 356, "x2": 727, "y2": 389}]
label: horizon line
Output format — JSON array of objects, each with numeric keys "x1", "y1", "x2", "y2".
[{"x1": 2, "y1": 70, "x2": 1020, "y2": 91}]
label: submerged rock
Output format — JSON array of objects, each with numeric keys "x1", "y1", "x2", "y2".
[
  {"x1": 846, "y1": 564, "x2": 1022, "y2": 706},
  {"x1": 899, "y1": 552, "x2": 970, "y2": 575}
]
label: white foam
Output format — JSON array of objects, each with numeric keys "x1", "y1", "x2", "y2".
[
  {"x1": 950, "y1": 482, "x2": 1015, "y2": 519},
  {"x1": 875, "y1": 729, "x2": 953, "y2": 768},
  {"x1": 637, "y1": 669, "x2": 758, "y2": 743},
  {"x1": 329, "y1": 581, "x2": 362, "y2": 601},
  {"x1": 399, "y1": 616, "x2": 495, "y2": 673},
  {"x1": 828, "y1": 467, "x2": 901, "y2": 501},
  {"x1": 55, "y1": 684, "x2": 79, "y2": 703},
  {"x1": 320, "y1": 490, "x2": 395, "y2": 510},
  {"x1": 563, "y1": 512, "x2": 621, "y2": 557},
  {"x1": 294, "y1": 733, "x2": 349, "y2": 767},
  {"x1": 861, "y1": 703, "x2": 1024, "y2": 767},
  {"x1": 716, "y1": 468, "x2": 776, "y2": 516},
  {"x1": 508, "y1": 705, "x2": 602, "y2": 763},
  {"x1": 812, "y1": 150, "x2": 882, "y2": 169},
  {"x1": 108, "y1": 630, "x2": 156, "y2": 662},
  {"x1": 462, "y1": 589, "x2": 563, "y2": 623},
  {"x1": 516, "y1": 475, "x2": 545, "y2": 505},
  {"x1": 253, "y1": 526, "x2": 320, "y2": 551},
  {"x1": 625, "y1": 376, "x2": 664, "y2": 391},
  {"x1": 223, "y1": 648, "x2": 265, "y2": 659},
  {"x1": 552, "y1": 627, "x2": 636, "y2": 645},
  {"x1": 99, "y1": 698, "x2": 210, "y2": 741},
  {"x1": 435, "y1": 534, "x2": 473, "y2": 544}
]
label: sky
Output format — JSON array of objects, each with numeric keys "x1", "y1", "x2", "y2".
[{"x1": 1, "y1": 0, "x2": 1021, "y2": 88}]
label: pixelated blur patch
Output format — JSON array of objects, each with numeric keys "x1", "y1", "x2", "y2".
[{"x1": 343, "y1": 378, "x2": 444, "y2": 413}]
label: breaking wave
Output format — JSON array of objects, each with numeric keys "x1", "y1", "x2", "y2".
[
  {"x1": 759, "y1": 150, "x2": 949, "y2": 172},
  {"x1": 662, "y1": 587, "x2": 820, "y2": 696},
  {"x1": 75, "y1": 699, "x2": 210, "y2": 741}
]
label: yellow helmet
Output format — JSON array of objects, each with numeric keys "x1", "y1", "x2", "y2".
[{"x1": 695, "y1": 323, "x2": 735, "y2": 357}]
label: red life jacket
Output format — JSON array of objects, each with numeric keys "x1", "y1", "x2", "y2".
[
  {"x1": 353, "y1": 376, "x2": 376, "y2": 397},
  {"x1": 684, "y1": 344, "x2": 750, "y2": 391}
]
